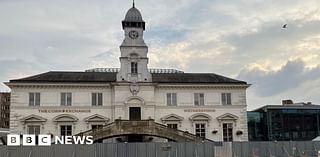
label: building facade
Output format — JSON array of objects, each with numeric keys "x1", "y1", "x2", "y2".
[
  {"x1": 248, "y1": 100, "x2": 320, "y2": 141},
  {"x1": 5, "y1": 4, "x2": 249, "y2": 142},
  {"x1": 0, "y1": 92, "x2": 10, "y2": 129}
]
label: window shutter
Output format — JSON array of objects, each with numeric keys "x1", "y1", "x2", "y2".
[
  {"x1": 67, "y1": 93, "x2": 72, "y2": 106},
  {"x1": 167, "y1": 93, "x2": 171, "y2": 106},
  {"x1": 227, "y1": 93, "x2": 231, "y2": 105},
  {"x1": 35, "y1": 93, "x2": 40, "y2": 106},
  {"x1": 172, "y1": 93, "x2": 177, "y2": 106},
  {"x1": 61, "y1": 93, "x2": 65, "y2": 105},
  {"x1": 29, "y1": 93, "x2": 34, "y2": 106},
  {"x1": 92, "y1": 93, "x2": 96, "y2": 106},
  {"x1": 194, "y1": 93, "x2": 199, "y2": 105},
  {"x1": 98, "y1": 93, "x2": 103, "y2": 106},
  {"x1": 222, "y1": 93, "x2": 226, "y2": 105},
  {"x1": 200, "y1": 93, "x2": 204, "y2": 105}
]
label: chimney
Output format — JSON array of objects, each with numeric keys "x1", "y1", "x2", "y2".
[{"x1": 282, "y1": 100, "x2": 293, "y2": 105}]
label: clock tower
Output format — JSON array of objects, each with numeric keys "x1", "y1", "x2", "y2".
[{"x1": 117, "y1": 2, "x2": 152, "y2": 82}]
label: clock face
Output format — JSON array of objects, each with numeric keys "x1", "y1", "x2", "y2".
[{"x1": 129, "y1": 30, "x2": 139, "y2": 39}]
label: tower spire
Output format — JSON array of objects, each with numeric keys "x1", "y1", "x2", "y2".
[{"x1": 133, "y1": 0, "x2": 135, "y2": 8}]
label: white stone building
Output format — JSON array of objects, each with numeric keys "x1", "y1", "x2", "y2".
[{"x1": 5, "y1": 3, "x2": 250, "y2": 142}]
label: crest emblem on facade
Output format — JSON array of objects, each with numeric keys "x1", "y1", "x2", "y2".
[{"x1": 130, "y1": 82, "x2": 140, "y2": 95}]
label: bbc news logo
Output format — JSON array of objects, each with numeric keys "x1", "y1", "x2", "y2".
[{"x1": 7, "y1": 134, "x2": 94, "y2": 146}]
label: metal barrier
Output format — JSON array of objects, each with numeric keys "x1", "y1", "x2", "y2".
[
  {"x1": 0, "y1": 142, "x2": 215, "y2": 157},
  {"x1": 2, "y1": 141, "x2": 320, "y2": 157},
  {"x1": 232, "y1": 141, "x2": 320, "y2": 157}
]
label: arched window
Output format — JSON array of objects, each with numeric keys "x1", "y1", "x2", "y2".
[
  {"x1": 161, "y1": 113, "x2": 184, "y2": 128},
  {"x1": 84, "y1": 114, "x2": 110, "y2": 130},
  {"x1": 20, "y1": 115, "x2": 47, "y2": 134},
  {"x1": 189, "y1": 113, "x2": 212, "y2": 139}
]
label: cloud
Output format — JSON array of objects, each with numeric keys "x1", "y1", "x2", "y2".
[
  {"x1": 88, "y1": 50, "x2": 119, "y2": 69},
  {"x1": 238, "y1": 59, "x2": 320, "y2": 97},
  {"x1": 0, "y1": 0, "x2": 319, "y2": 109},
  {"x1": 0, "y1": 59, "x2": 45, "y2": 91},
  {"x1": 246, "y1": 76, "x2": 320, "y2": 111}
]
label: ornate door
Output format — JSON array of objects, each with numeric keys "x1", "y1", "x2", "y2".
[{"x1": 129, "y1": 107, "x2": 141, "y2": 120}]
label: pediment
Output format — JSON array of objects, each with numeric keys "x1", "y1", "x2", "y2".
[
  {"x1": 189, "y1": 113, "x2": 212, "y2": 121},
  {"x1": 127, "y1": 98, "x2": 141, "y2": 104},
  {"x1": 26, "y1": 117, "x2": 41, "y2": 121},
  {"x1": 53, "y1": 114, "x2": 78, "y2": 122},
  {"x1": 125, "y1": 96, "x2": 145, "y2": 105},
  {"x1": 161, "y1": 114, "x2": 184, "y2": 122},
  {"x1": 217, "y1": 113, "x2": 239, "y2": 121},
  {"x1": 20, "y1": 115, "x2": 47, "y2": 123},
  {"x1": 84, "y1": 114, "x2": 110, "y2": 122}
]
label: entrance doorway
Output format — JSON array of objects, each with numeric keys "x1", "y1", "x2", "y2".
[{"x1": 129, "y1": 107, "x2": 141, "y2": 120}]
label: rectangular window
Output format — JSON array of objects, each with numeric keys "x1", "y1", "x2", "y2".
[
  {"x1": 60, "y1": 125, "x2": 72, "y2": 136},
  {"x1": 167, "y1": 124, "x2": 178, "y2": 130},
  {"x1": 223, "y1": 123, "x2": 233, "y2": 142},
  {"x1": 194, "y1": 93, "x2": 204, "y2": 105},
  {"x1": 195, "y1": 123, "x2": 206, "y2": 138},
  {"x1": 61, "y1": 93, "x2": 72, "y2": 106},
  {"x1": 27, "y1": 125, "x2": 40, "y2": 135},
  {"x1": 29, "y1": 93, "x2": 40, "y2": 106},
  {"x1": 91, "y1": 125, "x2": 103, "y2": 130},
  {"x1": 92, "y1": 93, "x2": 103, "y2": 106},
  {"x1": 221, "y1": 93, "x2": 232, "y2": 105},
  {"x1": 166, "y1": 93, "x2": 177, "y2": 106},
  {"x1": 5, "y1": 97, "x2": 10, "y2": 102},
  {"x1": 131, "y1": 62, "x2": 138, "y2": 74}
]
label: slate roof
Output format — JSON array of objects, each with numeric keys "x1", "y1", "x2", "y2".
[
  {"x1": 152, "y1": 73, "x2": 246, "y2": 84},
  {"x1": 9, "y1": 71, "x2": 247, "y2": 84},
  {"x1": 9, "y1": 72, "x2": 117, "y2": 83}
]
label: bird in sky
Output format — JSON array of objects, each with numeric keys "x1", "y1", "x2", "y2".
[{"x1": 282, "y1": 24, "x2": 287, "y2": 29}]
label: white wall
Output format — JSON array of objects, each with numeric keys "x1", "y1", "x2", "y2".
[{"x1": 9, "y1": 83, "x2": 248, "y2": 141}]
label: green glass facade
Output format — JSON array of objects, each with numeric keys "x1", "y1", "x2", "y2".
[{"x1": 248, "y1": 105, "x2": 320, "y2": 141}]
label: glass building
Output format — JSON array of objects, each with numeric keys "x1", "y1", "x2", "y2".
[{"x1": 248, "y1": 102, "x2": 320, "y2": 141}]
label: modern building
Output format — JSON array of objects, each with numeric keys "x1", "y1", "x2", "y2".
[
  {"x1": 0, "y1": 127, "x2": 9, "y2": 145},
  {"x1": 0, "y1": 92, "x2": 10, "y2": 128},
  {"x1": 248, "y1": 100, "x2": 320, "y2": 141},
  {"x1": 5, "y1": 3, "x2": 250, "y2": 142}
]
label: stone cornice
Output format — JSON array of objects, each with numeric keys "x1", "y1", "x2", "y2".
[
  {"x1": 11, "y1": 105, "x2": 246, "y2": 109},
  {"x1": 5, "y1": 82, "x2": 250, "y2": 89},
  {"x1": 155, "y1": 105, "x2": 246, "y2": 109},
  {"x1": 11, "y1": 106, "x2": 113, "y2": 109},
  {"x1": 155, "y1": 84, "x2": 250, "y2": 89},
  {"x1": 110, "y1": 82, "x2": 157, "y2": 86}
]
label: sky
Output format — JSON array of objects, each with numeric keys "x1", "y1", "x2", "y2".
[{"x1": 0, "y1": 0, "x2": 319, "y2": 110}]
